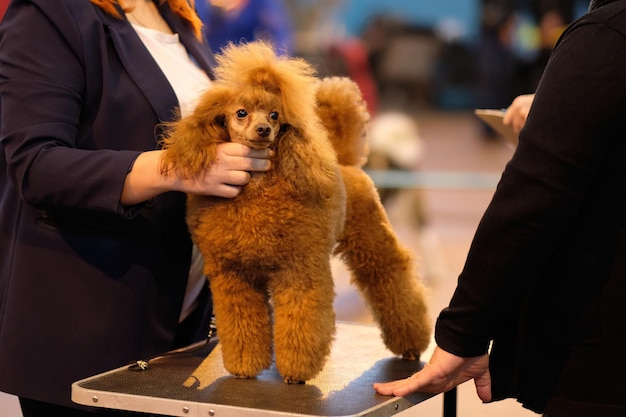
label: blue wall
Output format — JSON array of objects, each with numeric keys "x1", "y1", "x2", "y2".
[{"x1": 336, "y1": 0, "x2": 480, "y2": 39}]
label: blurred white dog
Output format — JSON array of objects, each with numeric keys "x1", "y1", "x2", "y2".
[
  {"x1": 366, "y1": 112, "x2": 447, "y2": 284},
  {"x1": 368, "y1": 112, "x2": 424, "y2": 171},
  {"x1": 366, "y1": 112, "x2": 426, "y2": 227}
]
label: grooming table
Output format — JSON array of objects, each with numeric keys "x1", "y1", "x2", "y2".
[{"x1": 72, "y1": 322, "x2": 456, "y2": 417}]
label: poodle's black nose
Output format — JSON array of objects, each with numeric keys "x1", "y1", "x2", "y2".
[{"x1": 256, "y1": 124, "x2": 272, "y2": 137}]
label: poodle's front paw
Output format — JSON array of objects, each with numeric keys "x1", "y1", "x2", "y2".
[
  {"x1": 402, "y1": 351, "x2": 420, "y2": 361},
  {"x1": 222, "y1": 346, "x2": 273, "y2": 380},
  {"x1": 283, "y1": 377, "x2": 305, "y2": 385}
]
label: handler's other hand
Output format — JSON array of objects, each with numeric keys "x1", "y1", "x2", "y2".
[
  {"x1": 373, "y1": 346, "x2": 492, "y2": 403},
  {"x1": 503, "y1": 93, "x2": 535, "y2": 134}
]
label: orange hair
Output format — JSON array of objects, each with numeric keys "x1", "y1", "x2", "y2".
[{"x1": 90, "y1": 0, "x2": 203, "y2": 40}]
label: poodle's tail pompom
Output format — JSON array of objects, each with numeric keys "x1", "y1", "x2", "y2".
[
  {"x1": 315, "y1": 77, "x2": 370, "y2": 167},
  {"x1": 214, "y1": 41, "x2": 319, "y2": 127}
]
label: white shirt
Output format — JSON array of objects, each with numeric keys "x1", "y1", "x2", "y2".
[
  {"x1": 131, "y1": 23, "x2": 211, "y2": 322},
  {"x1": 131, "y1": 24, "x2": 211, "y2": 118}
]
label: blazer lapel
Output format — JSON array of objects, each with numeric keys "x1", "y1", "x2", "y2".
[
  {"x1": 158, "y1": 2, "x2": 217, "y2": 79},
  {"x1": 99, "y1": 2, "x2": 216, "y2": 124}
]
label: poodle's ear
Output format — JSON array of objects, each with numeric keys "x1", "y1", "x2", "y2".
[{"x1": 159, "y1": 86, "x2": 233, "y2": 178}]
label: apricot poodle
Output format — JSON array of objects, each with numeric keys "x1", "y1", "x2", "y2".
[{"x1": 160, "y1": 41, "x2": 431, "y2": 384}]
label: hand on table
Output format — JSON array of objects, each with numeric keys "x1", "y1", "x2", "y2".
[{"x1": 373, "y1": 346, "x2": 492, "y2": 403}]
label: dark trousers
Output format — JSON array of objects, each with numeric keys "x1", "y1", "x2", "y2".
[{"x1": 20, "y1": 287, "x2": 214, "y2": 417}]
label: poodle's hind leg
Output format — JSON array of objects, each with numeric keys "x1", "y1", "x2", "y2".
[
  {"x1": 209, "y1": 271, "x2": 273, "y2": 379},
  {"x1": 270, "y1": 262, "x2": 336, "y2": 384},
  {"x1": 335, "y1": 167, "x2": 432, "y2": 359}
]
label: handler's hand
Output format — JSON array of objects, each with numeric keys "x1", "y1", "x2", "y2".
[
  {"x1": 503, "y1": 94, "x2": 535, "y2": 134},
  {"x1": 188, "y1": 142, "x2": 273, "y2": 198},
  {"x1": 121, "y1": 143, "x2": 273, "y2": 205},
  {"x1": 373, "y1": 347, "x2": 492, "y2": 403}
]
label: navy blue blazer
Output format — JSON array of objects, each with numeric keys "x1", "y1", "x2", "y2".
[{"x1": 0, "y1": 0, "x2": 215, "y2": 408}]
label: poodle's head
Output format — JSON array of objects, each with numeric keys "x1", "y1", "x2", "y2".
[
  {"x1": 219, "y1": 90, "x2": 283, "y2": 150},
  {"x1": 160, "y1": 41, "x2": 325, "y2": 177},
  {"x1": 213, "y1": 41, "x2": 320, "y2": 132}
]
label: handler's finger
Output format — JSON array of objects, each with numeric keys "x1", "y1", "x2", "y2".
[
  {"x1": 474, "y1": 368, "x2": 493, "y2": 403},
  {"x1": 246, "y1": 156, "x2": 272, "y2": 172},
  {"x1": 223, "y1": 170, "x2": 251, "y2": 186},
  {"x1": 373, "y1": 373, "x2": 425, "y2": 397},
  {"x1": 222, "y1": 142, "x2": 273, "y2": 159},
  {"x1": 502, "y1": 109, "x2": 513, "y2": 126},
  {"x1": 212, "y1": 184, "x2": 243, "y2": 199}
]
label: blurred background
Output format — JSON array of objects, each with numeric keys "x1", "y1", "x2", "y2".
[
  {"x1": 289, "y1": 0, "x2": 588, "y2": 115},
  {"x1": 0, "y1": 0, "x2": 591, "y2": 416},
  {"x1": 196, "y1": 1, "x2": 590, "y2": 416}
]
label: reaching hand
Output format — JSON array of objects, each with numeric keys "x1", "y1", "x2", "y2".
[
  {"x1": 373, "y1": 346, "x2": 492, "y2": 403},
  {"x1": 503, "y1": 94, "x2": 535, "y2": 134}
]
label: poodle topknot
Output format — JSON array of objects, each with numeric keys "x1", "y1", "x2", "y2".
[{"x1": 214, "y1": 41, "x2": 318, "y2": 128}]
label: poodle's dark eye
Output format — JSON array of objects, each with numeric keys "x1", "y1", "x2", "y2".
[
  {"x1": 236, "y1": 109, "x2": 248, "y2": 118},
  {"x1": 270, "y1": 111, "x2": 279, "y2": 120}
]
